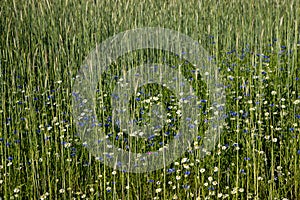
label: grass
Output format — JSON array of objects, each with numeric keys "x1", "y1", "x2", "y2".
[{"x1": 0, "y1": 0, "x2": 300, "y2": 199}]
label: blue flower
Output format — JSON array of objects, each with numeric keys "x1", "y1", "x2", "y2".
[
  {"x1": 182, "y1": 184, "x2": 190, "y2": 189},
  {"x1": 167, "y1": 168, "x2": 175, "y2": 173},
  {"x1": 208, "y1": 187, "x2": 215, "y2": 190},
  {"x1": 185, "y1": 171, "x2": 191, "y2": 175}
]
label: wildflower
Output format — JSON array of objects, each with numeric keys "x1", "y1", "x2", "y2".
[
  {"x1": 181, "y1": 157, "x2": 188, "y2": 163},
  {"x1": 155, "y1": 188, "x2": 162, "y2": 193},
  {"x1": 14, "y1": 188, "x2": 20, "y2": 193},
  {"x1": 106, "y1": 187, "x2": 111, "y2": 192},
  {"x1": 293, "y1": 100, "x2": 300, "y2": 105}
]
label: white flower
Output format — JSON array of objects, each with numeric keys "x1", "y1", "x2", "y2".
[
  {"x1": 155, "y1": 188, "x2": 162, "y2": 193},
  {"x1": 183, "y1": 164, "x2": 189, "y2": 169},
  {"x1": 153, "y1": 96, "x2": 159, "y2": 101},
  {"x1": 181, "y1": 157, "x2": 188, "y2": 163},
  {"x1": 293, "y1": 99, "x2": 300, "y2": 105},
  {"x1": 265, "y1": 112, "x2": 269, "y2": 117},
  {"x1": 271, "y1": 91, "x2": 277, "y2": 95},
  {"x1": 14, "y1": 188, "x2": 20, "y2": 193},
  {"x1": 208, "y1": 176, "x2": 213, "y2": 182},
  {"x1": 265, "y1": 135, "x2": 270, "y2": 140},
  {"x1": 200, "y1": 168, "x2": 206, "y2": 173},
  {"x1": 59, "y1": 189, "x2": 65, "y2": 193},
  {"x1": 231, "y1": 189, "x2": 237, "y2": 194}
]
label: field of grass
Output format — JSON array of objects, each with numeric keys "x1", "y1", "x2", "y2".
[{"x1": 1, "y1": 0, "x2": 300, "y2": 199}]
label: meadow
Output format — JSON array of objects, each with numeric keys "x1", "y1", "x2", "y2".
[{"x1": 0, "y1": 0, "x2": 300, "y2": 199}]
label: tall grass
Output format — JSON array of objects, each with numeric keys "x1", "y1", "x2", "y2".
[{"x1": 0, "y1": 0, "x2": 300, "y2": 199}]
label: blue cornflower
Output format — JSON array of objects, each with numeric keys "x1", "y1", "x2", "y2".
[
  {"x1": 167, "y1": 168, "x2": 175, "y2": 173},
  {"x1": 182, "y1": 184, "x2": 190, "y2": 189},
  {"x1": 208, "y1": 187, "x2": 215, "y2": 190},
  {"x1": 185, "y1": 171, "x2": 191, "y2": 175}
]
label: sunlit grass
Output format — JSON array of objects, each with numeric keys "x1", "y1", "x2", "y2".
[{"x1": 0, "y1": 0, "x2": 300, "y2": 199}]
